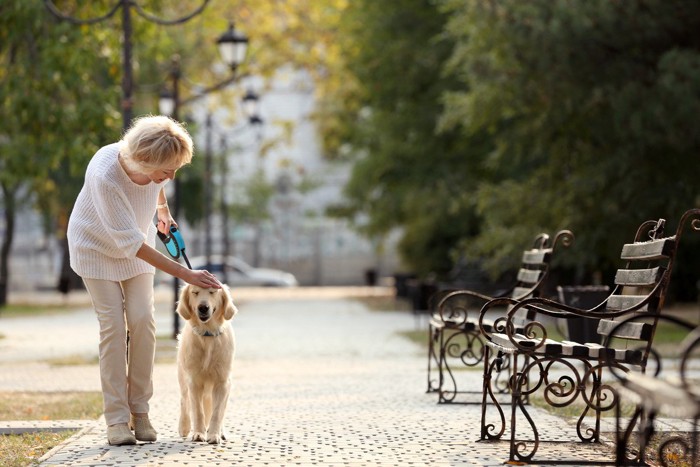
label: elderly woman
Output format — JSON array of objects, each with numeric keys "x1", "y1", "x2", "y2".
[{"x1": 67, "y1": 115, "x2": 221, "y2": 446}]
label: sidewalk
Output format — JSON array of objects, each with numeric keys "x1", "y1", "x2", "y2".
[{"x1": 0, "y1": 288, "x2": 649, "y2": 465}]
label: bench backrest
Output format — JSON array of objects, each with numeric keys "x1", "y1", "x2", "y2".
[
  {"x1": 437, "y1": 230, "x2": 573, "y2": 325},
  {"x1": 597, "y1": 209, "x2": 700, "y2": 354},
  {"x1": 509, "y1": 230, "x2": 573, "y2": 326}
]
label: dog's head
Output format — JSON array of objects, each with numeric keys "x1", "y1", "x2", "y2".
[{"x1": 177, "y1": 283, "x2": 238, "y2": 326}]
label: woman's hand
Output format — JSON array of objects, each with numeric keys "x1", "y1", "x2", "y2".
[
  {"x1": 136, "y1": 243, "x2": 221, "y2": 288},
  {"x1": 156, "y1": 206, "x2": 176, "y2": 236},
  {"x1": 185, "y1": 269, "x2": 222, "y2": 289}
]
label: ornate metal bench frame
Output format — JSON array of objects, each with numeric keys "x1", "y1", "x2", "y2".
[
  {"x1": 477, "y1": 208, "x2": 700, "y2": 464},
  {"x1": 611, "y1": 313, "x2": 700, "y2": 466},
  {"x1": 427, "y1": 230, "x2": 573, "y2": 404}
]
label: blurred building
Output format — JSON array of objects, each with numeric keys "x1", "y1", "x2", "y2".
[{"x1": 184, "y1": 67, "x2": 402, "y2": 286}]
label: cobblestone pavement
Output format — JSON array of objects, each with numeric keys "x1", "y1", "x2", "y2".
[{"x1": 0, "y1": 288, "x2": 666, "y2": 466}]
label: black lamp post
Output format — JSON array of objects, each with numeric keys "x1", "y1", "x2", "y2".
[
  {"x1": 216, "y1": 22, "x2": 249, "y2": 72},
  {"x1": 157, "y1": 22, "x2": 251, "y2": 339},
  {"x1": 44, "y1": 0, "x2": 211, "y2": 132},
  {"x1": 218, "y1": 90, "x2": 262, "y2": 284}
]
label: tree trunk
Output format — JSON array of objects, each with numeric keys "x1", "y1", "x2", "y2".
[
  {"x1": 56, "y1": 208, "x2": 81, "y2": 294},
  {"x1": 0, "y1": 183, "x2": 17, "y2": 307}
]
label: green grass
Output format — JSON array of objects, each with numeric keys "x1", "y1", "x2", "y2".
[
  {"x1": 0, "y1": 430, "x2": 78, "y2": 467},
  {"x1": 529, "y1": 393, "x2": 637, "y2": 419},
  {"x1": 354, "y1": 296, "x2": 412, "y2": 312},
  {"x1": 0, "y1": 391, "x2": 103, "y2": 467},
  {"x1": 651, "y1": 321, "x2": 696, "y2": 344},
  {"x1": 529, "y1": 394, "x2": 694, "y2": 467},
  {"x1": 39, "y1": 335, "x2": 177, "y2": 366},
  {"x1": 0, "y1": 392, "x2": 103, "y2": 421},
  {"x1": 0, "y1": 304, "x2": 79, "y2": 319},
  {"x1": 398, "y1": 329, "x2": 426, "y2": 346},
  {"x1": 44, "y1": 355, "x2": 100, "y2": 366}
]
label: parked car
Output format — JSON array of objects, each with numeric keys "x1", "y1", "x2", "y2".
[{"x1": 189, "y1": 255, "x2": 298, "y2": 287}]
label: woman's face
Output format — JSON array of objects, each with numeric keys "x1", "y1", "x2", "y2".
[{"x1": 146, "y1": 167, "x2": 178, "y2": 184}]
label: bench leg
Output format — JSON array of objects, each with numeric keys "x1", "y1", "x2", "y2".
[
  {"x1": 438, "y1": 329, "x2": 485, "y2": 403},
  {"x1": 508, "y1": 356, "x2": 544, "y2": 464},
  {"x1": 426, "y1": 323, "x2": 441, "y2": 393},
  {"x1": 693, "y1": 416, "x2": 699, "y2": 467},
  {"x1": 480, "y1": 346, "x2": 506, "y2": 440}
]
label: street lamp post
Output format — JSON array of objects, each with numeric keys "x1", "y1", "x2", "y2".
[
  {"x1": 157, "y1": 23, "x2": 251, "y2": 338},
  {"x1": 44, "y1": 0, "x2": 211, "y2": 132},
  {"x1": 217, "y1": 91, "x2": 262, "y2": 284}
]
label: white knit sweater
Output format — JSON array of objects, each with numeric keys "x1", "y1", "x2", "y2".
[{"x1": 67, "y1": 143, "x2": 167, "y2": 281}]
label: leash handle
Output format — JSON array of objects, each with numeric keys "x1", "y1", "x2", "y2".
[{"x1": 156, "y1": 225, "x2": 192, "y2": 269}]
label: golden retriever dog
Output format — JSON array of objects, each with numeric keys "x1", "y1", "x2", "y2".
[{"x1": 176, "y1": 283, "x2": 238, "y2": 444}]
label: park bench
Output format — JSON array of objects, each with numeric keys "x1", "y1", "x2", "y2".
[
  {"x1": 427, "y1": 230, "x2": 574, "y2": 403},
  {"x1": 477, "y1": 208, "x2": 700, "y2": 465},
  {"x1": 611, "y1": 313, "x2": 700, "y2": 466}
]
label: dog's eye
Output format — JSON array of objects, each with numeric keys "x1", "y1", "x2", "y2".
[
  {"x1": 209, "y1": 290, "x2": 215, "y2": 295},
  {"x1": 192, "y1": 291, "x2": 199, "y2": 296}
]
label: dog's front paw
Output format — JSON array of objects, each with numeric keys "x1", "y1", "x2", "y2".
[
  {"x1": 206, "y1": 432, "x2": 222, "y2": 445},
  {"x1": 191, "y1": 431, "x2": 206, "y2": 442},
  {"x1": 220, "y1": 429, "x2": 228, "y2": 441}
]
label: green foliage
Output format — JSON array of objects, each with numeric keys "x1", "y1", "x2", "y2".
[
  {"x1": 229, "y1": 169, "x2": 275, "y2": 223},
  {"x1": 322, "y1": 0, "x2": 483, "y2": 277},
  {"x1": 440, "y1": 0, "x2": 700, "y2": 283},
  {"x1": 178, "y1": 156, "x2": 205, "y2": 227},
  {"x1": 0, "y1": 0, "x2": 121, "y2": 303},
  {"x1": 0, "y1": 1, "x2": 119, "y2": 183},
  {"x1": 320, "y1": 0, "x2": 700, "y2": 292}
]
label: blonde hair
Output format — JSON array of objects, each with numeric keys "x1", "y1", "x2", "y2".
[{"x1": 119, "y1": 115, "x2": 193, "y2": 173}]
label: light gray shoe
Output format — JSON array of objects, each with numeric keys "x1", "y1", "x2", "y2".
[
  {"x1": 130, "y1": 414, "x2": 158, "y2": 442},
  {"x1": 107, "y1": 423, "x2": 137, "y2": 446}
]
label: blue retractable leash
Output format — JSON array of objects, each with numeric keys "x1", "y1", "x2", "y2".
[{"x1": 156, "y1": 225, "x2": 192, "y2": 269}]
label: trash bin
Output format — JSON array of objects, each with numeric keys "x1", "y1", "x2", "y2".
[
  {"x1": 556, "y1": 285, "x2": 610, "y2": 344},
  {"x1": 364, "y1": 269, "x2": 377, "y2": 286},
  {"x1": 407, "y1": 279, "x2": 438, "y2": 315},
  {"x1": 393, "y1": 273, "x2": 416, "y2": 299}
]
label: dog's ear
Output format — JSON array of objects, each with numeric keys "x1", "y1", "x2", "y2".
[
  {"x1": 176, "y1": 284, "x2": 193, "y2": 321},
  {"x1": 221, "y1": 284, "x2": 238, "y2": 320}
]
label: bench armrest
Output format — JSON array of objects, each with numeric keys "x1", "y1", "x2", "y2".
[
  {"x1": 435, "y1": 288, "x2": 511, "y2": 327},
  {"x1": 478, "y1": 295, "x2": 647, "y2": 352},
  {"x1": 608, "y1": 313, "x2": 700, "y2": 416}
]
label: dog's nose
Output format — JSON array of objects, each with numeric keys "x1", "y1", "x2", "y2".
[{"x1": 198, "y1": 304, "x2": 210, "y2": 314}]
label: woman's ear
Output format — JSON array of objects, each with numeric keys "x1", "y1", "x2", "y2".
[
  {"x1": 176, "y1": 284, "x2": 192, "y2": 320},
  {"x1": 222, "y1": 284, "x2": 238, "y2": 320}
]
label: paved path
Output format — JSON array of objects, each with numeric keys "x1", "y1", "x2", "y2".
[{"x1": 0, "y1": 288, "x2": 646, "y2": 465}]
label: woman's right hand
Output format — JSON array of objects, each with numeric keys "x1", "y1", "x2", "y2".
[{"x1": 185, "y1": 269, "x2": 222, "y2": 289}]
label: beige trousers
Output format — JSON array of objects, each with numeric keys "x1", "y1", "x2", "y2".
[{"x1": 83, "y1": 274, "x2": 156, "y2": 426}]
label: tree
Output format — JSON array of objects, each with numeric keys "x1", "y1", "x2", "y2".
[
  {"x1": 0, "y1": 0, "x2": 120, "y2": 305},
  {"x1": 440, "y1": 0, "x2": 700, "y2": 288},
  {"x1": 317, "y1": 0, "x2": 484, "y2": 278}
]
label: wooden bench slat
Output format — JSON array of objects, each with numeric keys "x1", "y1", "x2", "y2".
[
  {"x1": 489, "y1": 334, "x2": 644, "y2": 363},
  {"x1": 614, "y1": 267, "x2": 665, "y2": 287},
  {"x1": 620, "y1": 237, "x2": 675, "y2": 261},
  {"x1": 491, "y1": 333, "x2": 537, "y2": 351},
  {"x1": 511, "y1": 286, "x2": 535, "y2": 299},
  {"x1": 622, "y1": 373, "x2": 699, "y2": 416},
  {"x1": 516, "y1": 268, "x2": 543, "y2": 285},
  {"x1": 606, "y1": 294, "x2": 657, "y2": 312},
  {"x1": 521, "y1": 249, "x2": 551, "y2": 265},
  {"x1": 506, "y1": 303, "x2": 537, "y2": 323},
  {"x1": 562, "y1": 340, "x2": 594, "y2": 357},
  {"x1": 597, "y1": 319, "x2": 653, "y2": 340}
]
